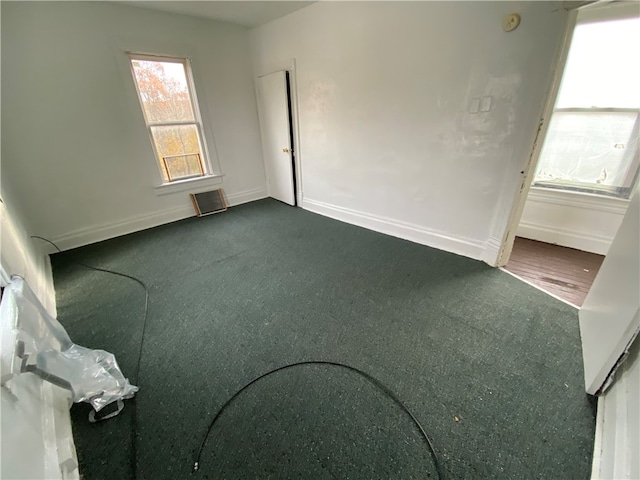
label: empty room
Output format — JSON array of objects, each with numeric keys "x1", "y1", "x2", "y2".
[{"x1": 1, "y1": 1, "x2": 638, "y2": 479}]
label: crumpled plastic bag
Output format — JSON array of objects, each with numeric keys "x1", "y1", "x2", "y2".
[{"x1": 1, "y1": 275, "x2": 138, "y2": 413}]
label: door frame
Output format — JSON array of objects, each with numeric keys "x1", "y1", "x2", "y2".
[
  {"x1": 255, "y1": 59, "x2": 303, "y2": 207},
  {"x1": 495, "y1": 8, "x2": 579, "y2": 266}
]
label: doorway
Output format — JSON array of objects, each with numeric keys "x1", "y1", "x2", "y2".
[
  {"x1": 256, "y1": 69, "x2": 300, "y2": 207},
  {"x1": 504, "y1": 238, "x2": 604, "y2": 307},
  {"x1": 502, "y1": 2, "x2": 639, "y2": 305}
]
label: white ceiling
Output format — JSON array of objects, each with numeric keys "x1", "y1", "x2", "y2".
[{"x1": 124, "y1": 1, "x2": 315, "y2": 28}]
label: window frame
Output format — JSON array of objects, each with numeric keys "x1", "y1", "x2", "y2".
[
  {"x1": 532, "y1": 11, "x2": 640, "y2": 200},
  {"x1": 128, "y1": 53, "x2": 214, "y2": 184}
]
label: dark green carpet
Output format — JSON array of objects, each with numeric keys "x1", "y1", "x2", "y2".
[{"x1": 51, "y1": 198, "x2": 595, "y2": 479}]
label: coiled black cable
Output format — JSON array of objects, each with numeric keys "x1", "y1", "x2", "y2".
[
  {"x1": 193, "y1": 360, "x2": 444, "y2": 479},
  {"x1": 32, "y1": 236, "x2": 444, "y2": 480}
]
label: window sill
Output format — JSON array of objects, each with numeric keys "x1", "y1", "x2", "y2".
[{"x1": 154, "y1": 174, "x2": 224, "y2": 196}]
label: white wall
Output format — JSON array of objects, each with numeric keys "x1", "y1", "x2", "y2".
[
  {"x1": 518, "y1": 187, "x2": 628, "y2": 255},
  {"x1": 250, "y1": 1, "x2": 568, "y2": 262},
  {"x1": 0, "y1": 183, "x2": 78, "y2": 479},
  {"x1": 1, "y1": 1, "x2": 267, "y2": 251},
  {"x1": 0, "y1": 188, "x2": 54, "y2": 307}
]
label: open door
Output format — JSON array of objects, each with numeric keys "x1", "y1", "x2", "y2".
[
  {"x1": 256, "y1": 71, "x2": 296, "y2": 206},
  {"x1": 579, "y1": 186, "x2": 639, "y2": 395}
]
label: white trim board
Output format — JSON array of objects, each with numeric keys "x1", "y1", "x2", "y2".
[
  {"x1": 481, "y1": 236, "x2": 503, "y2": 267},
  {"x1": 49, "y1": 187, "x2": 267, "y2": 252},
  {"x1": 302, "y1": 198, "x2": 486, "y2": 261},
  {"x1": 526, "y1": 187, "x2": 630, "y2": 214},
  {"x1": 517, "y1": 222, "x2": 613, "y2": 257}
]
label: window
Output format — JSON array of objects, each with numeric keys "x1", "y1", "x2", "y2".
[
  {"x1": 129, "y1": 54, "x2": 210, "y2": 183},
  {"x1": 533, "y1": 16, "x2": 640, "y2": 198}
]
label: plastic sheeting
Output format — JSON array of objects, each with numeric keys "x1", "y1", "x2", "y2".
[
  {"x1": 534, "y1": 111, "x2": 638, "y2": 188},
  {"x1": 0, "y1": 275, "x2": 137, "y2": 413}
]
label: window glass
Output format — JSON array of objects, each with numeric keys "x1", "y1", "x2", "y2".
[
  {"x1": 535, "y1": 112, "x2": 636, "y2": 187},
  {"x1": 130, "y1": 56, "x2": 207, "y2": 183},
  {"x1": 556, "y1": 18, "x2": 640, "y2": 109},
  {"x1": 150, "y1": 125, "x2": 203, "y2": 180}
]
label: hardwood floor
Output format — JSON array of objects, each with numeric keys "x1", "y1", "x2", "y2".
[{"x1": 504, "y1": 237, "x2": 605, "y2": 307}]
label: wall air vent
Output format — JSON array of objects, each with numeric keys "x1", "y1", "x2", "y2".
[{"x1": 190, "y1": 189, "x2": 227, "y2": 217}]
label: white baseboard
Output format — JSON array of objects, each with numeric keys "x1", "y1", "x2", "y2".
[
  {"x1": 226, "y1": 186, "x2": 268, "y2": 207},
  {"x1": 517, "y1": 221, "x2": 611, "y2": 256},
  {"x1": 51, "y1": 187, "x2": 267, "y2": 252},
  {"x1": 481, "y1": 236, "x2": 503, "y2": 266},
  {"x1": 526, "y1": 187, "x2": 629, "y2": 214},
  {"x1": 50, "y1": 205, "x2": 194, "y2": 252},
  {"x1": 302, "y1": 198, "x2": 485, "y2": 261}
]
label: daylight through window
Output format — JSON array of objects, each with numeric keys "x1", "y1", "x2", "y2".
[
  {"x1": 533, "y1": 16, "x2": 640, "y2": 198},
  {"x1": 130, "y1": 55, "x2": 208, "y2": 183}
]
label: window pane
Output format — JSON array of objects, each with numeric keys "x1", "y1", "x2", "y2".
[
  {"x1": 150, "y1": 124, "x2": 203, "y2": 181},
  {"x1": 534, "y1": 112, "x2": 637, "y2": 189},
  {"x1": 556, "y1": 18, "x2": 640, "y2": 109},
  {"x1": 131, "y1": 59, "x2": 195, "y2": 123},
  {"x1": 164, "y1": 154, "x2": 203, "y2": 181}
]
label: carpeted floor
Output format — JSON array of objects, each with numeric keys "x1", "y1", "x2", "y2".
[{"x1": 51, "y1": 198, "x2": 595, "y2": 480}]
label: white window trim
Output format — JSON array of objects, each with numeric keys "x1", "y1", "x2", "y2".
[
  {"x1": 154, "y1": 173, "x2": 224, "y2": 196},
  {"x1": 128, "y1": 53, "x2": 216, "y2": 186}
]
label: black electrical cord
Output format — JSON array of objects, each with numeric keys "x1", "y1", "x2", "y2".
[
  {"x1": 32, "y1": 237, "x2": 445, "y2": 480},
  {"x1": 30, "y1": 235, "x2": 148, "y2": 478},
  {"x1": 193, "y1": 360, "x2": 444, "y2": 480}
]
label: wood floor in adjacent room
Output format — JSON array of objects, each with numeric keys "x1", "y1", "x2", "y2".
[{"x1": 504, "y1": 237, "x2": 605, "y2": 307}]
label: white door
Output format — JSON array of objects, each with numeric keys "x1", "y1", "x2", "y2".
[
  {"x1": 579, "y1": 186, "x2": 640, "y2": 394},
  {"x1": 256, "y1": 71, "x2": 295, "y2": 206}
]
